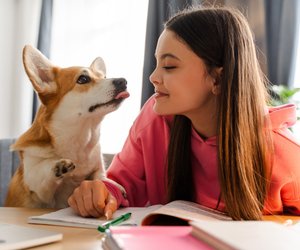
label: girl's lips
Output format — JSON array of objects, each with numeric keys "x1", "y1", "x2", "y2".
[{"x1": 154, "y1": 92, "x2": 169, "y2": 98}]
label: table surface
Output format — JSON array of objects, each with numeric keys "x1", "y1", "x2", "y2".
[
  {"x1": 1, "y1": 207, "x2": 300, "y2": 250},
  {"x1": 0, "y1": 207, "x2": 104, "y2": 250}
]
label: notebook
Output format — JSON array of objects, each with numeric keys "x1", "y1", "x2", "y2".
[
  {"x1": 189, "y1": 220, "x2": 300, "y2": 250},
  {"x1": 0, "y1": 222, "x2": 62, "y2": 250},
  {"x1": 101, "y1": 226, "x2": 213, "y2": 250},
  {"x1": 102, "y1": 220, "x2": 300, "y2": 250}
]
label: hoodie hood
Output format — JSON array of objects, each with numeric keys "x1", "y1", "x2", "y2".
[{"x1": 268, "y1": 104, "x2": 297, "y2": 130}]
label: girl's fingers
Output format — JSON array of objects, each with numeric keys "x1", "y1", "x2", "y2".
[
  {"x1": 104, "y1": 193, "x2": 118, "y2": 219},
  {"x1": 68, "y1": 195, "x2": 79, "y2": 214},
  {"x1": 68, "y1": 180, "x2": 116, "y2": 218},
  {"x1": 82, "y1": 190, "x2": 102, "y2": 218},
  {"x1": 72, "y1": 184, "x2": 90, "y2": 217},
  {"x1": 91, "y1": 180, "x2": 108, "y2": 216}
]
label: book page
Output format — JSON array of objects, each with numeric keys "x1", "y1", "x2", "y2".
[
  {"x1": 142, "y1": 200, "x2": 230, "y2": 225},
  {"x1": 28, "y1": 201, "x2": 229, "y2": 228}
]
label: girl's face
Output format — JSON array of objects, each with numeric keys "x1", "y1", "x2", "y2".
[{"x1": 150, "y1": 29, "x2": 219, "y2": 124}]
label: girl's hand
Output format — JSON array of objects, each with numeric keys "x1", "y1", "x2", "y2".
[{"x1": 68, "y1": 180, "x2": 117, "y2": 219}]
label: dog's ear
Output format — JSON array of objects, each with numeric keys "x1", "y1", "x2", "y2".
[
  {"x1": 90, "y1": 57, "x2": 106, "y2": 76},
  {"x1": 22, "y1": 45, "x2": 57, "y2": 94}
]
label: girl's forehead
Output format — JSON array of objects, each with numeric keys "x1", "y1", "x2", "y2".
[
  {"x1": 156, "y1": 30, "x2": 186, "y2": 53},
  {"x1": 155, "y1": 29, "x2": 201, "y2": 61},
  {"x1": 155, "y1": 30, "x2": 197, "y2": 61}
]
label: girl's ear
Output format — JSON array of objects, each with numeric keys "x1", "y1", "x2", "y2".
[{"x1": 212, "y1": 67, "x2": 223, "y2": 95}]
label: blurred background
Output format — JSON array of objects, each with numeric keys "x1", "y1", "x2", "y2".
[{"x1": 0, "y1": 0, "x2": 299, "y2": 154}]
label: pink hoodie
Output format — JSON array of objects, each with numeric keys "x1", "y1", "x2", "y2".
[{"x1": 104, "y1": 96, "x2": 300, "y2": 215}]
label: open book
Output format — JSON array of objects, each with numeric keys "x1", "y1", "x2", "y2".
[{"x1": 28, "y1": 200, "x2": 230, "y2": 229}]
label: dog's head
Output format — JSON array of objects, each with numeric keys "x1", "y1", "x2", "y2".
[{"x1": 22, "y1": 45, "x2": 129, "y2": 122}]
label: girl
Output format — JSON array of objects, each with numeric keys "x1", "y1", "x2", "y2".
[{"x1": 68, "y1": 6, "x2": 300, "y2": 220}]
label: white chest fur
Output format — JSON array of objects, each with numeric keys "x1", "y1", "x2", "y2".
[{"x1": 22, "y1": 121, "x2": 105, "y2": 208}]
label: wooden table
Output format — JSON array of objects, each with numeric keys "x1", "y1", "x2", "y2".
[
  {"x1": 1, "y1": 207, "x2": 300, "y2": 249},
  {"x1": 263, "y1": 213, "x2": 300, "y2": 225},
  {"x1": 0, "y1": 207, "x2": 103, "y2": 250}
]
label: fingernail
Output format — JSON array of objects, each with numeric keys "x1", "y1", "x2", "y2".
[{"x1": 105, "y1": 210, "x2": 112, "y2": 220}]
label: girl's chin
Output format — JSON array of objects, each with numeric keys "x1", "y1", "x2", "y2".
[{"x1": 152, "y1": 104, "x2": 174, "y2": 116}]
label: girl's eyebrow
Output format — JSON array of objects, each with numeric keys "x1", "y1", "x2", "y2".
[{"x1": 155, "y1": 53, "x2": 181, "y2": 61}]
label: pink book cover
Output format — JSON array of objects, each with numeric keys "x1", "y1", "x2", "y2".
[{"x1": 102, "y1": 226, "x2": 213, "y2": 250}]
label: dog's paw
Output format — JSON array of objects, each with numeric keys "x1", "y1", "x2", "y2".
[{"x1": 54, "y1": 159, "x2": 76, "y2": 178}]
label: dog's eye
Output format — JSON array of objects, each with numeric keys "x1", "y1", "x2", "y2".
[{"x1": 77, "y1": 75, "x2": 91, "y2": 84}]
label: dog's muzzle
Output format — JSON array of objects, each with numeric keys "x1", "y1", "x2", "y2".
[{"x1": 88, "y1": 78, "x2": 129, "y2": 112}]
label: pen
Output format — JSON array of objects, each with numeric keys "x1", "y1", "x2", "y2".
[{"x1": 97, "y1": 212, "x2": 132, "y2": 233}]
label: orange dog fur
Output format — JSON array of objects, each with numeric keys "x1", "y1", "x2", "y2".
[{"x1": 5, "y1": 45, "x2": 129, "y2": 208}]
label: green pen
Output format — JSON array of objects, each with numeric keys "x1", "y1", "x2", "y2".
[{"x1": 97, "y1": 212, "x2": 132, "y2": 233}]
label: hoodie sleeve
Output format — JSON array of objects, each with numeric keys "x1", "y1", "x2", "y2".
[
  {"x1": 102, "y1": 114, "x2": 150, "y2": 208},
  {"x1": 103, "y1": 96, "x2": 171, "y2": 208},
  {"x1": 267, "y1": 130, "x2": 300, "y2": 215},
  {"x1": 105, "y1": 131, "x2": 148, "y2": 207},
  {"x1": 265, "y1": 104, "x2": 300, "y2": 215}
]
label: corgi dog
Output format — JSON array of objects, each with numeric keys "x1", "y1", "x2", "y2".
[{"x1": 5, "y1": 45, "x2": 129, "y2": 208}]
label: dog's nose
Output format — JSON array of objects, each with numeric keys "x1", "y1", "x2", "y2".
[{"x1": 113, "y1": 78, "x2": 127, "y2": 88}]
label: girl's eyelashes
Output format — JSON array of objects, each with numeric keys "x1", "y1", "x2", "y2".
[{"x1": 163, "y1": 66, "x2": 177, "y2": 70}]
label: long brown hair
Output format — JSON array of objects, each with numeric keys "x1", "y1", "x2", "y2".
[{"x1": 166, "y1": 6, "x2": 272, "y2": 220}]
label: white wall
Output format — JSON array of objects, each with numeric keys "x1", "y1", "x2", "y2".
[
  {"x1": 0, "y1": 0, "x2": 41, "y2": 139},
  {"x1": 50, "y1": 0, "x2": 148, "y2": 153},
  {"x1": 0, "y1": 0, "x2": 148, "y2": 155}
]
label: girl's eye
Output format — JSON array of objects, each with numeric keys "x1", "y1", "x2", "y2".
[
  {"x1": 77, "y1": 75, "x2": 91, "y2": 84},
  {"x1": 163, "y1": 66, "x2": 176, "y2": 70}
]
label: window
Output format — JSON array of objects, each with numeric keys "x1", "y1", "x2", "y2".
[
  {"x1": 289, "y1": 19, "x2": 300, "y2": 140},
  {"x1": 51, "y1": 0, "x2": 148, "y2": 153},
  {"x1": 293, "y1": 32, "x2": 300, "y2": 88}
]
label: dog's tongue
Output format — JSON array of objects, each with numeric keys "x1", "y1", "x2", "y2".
[{"x1": 115, "y1": 91, "x2": 130, "y2": 99}]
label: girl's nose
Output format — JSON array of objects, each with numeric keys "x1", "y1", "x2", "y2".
[{"x1": 149, "y1": 68, "x2": 160, "y2": 85}]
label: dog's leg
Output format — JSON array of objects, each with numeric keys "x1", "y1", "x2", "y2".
[{"x1": 23, "y1": 154, "x2": 76, "y2": 206}]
